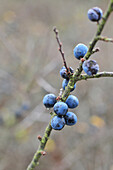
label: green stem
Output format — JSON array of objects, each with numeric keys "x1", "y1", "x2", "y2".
[
  {"x1": 77, "y1": 72, "x2": 113, "y2": 81},
  {"x1": 27, "y1": 1, "x2": 113, "y2": 169},
  {"x1": 27, "y1": 122, "x2": 52, "y2": 170}
]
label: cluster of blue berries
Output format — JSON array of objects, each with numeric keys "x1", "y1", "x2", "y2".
[
  {"x1": 73, "y1": 43, "x2": 99, "y2": 75},
  {"x1": 43, "y1": 92, "x2": 79, "y2": 130},
  {"x1": 43, "y1": 6, "x2": 102, "y2": 131},
  {"x1": 73, "y1": 6, "x2": 102, "y2": 75}
]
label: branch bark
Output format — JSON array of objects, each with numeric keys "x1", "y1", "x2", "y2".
[{"x1": 27, "y1": 122, "x2": 53, "y2": 170}]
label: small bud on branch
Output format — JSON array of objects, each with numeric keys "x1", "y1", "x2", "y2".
[
  {"x1": 91, "y1": 47, "x2": 100, "y2": 54},
  {"x1": 37, "y1": 135, "x2": 42, "y2": 141},
  {"x1": 40, "y1": 151, "x2": 47, "y2": 156}
]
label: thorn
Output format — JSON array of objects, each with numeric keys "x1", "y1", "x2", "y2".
[
  {"x1": 53, "y1": 27, "x2": 68, "y2": 70},
  {"x1": 81, "y1": 58, "x2": 85, "y2": 62},
  {"x1": 41, "y1": 151, "x2": 47, "y2": 156},
  {"x1": 37, "y1": 135, "x2": 42, "y2": 141}
]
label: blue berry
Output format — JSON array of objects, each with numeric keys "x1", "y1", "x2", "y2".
[
  {"x1": 62, "y1": 79, "x2": 76, "y2": 92},
  {"x1": 54, "y1": 101, "x2": 68, "y2": 116},
  {"x1": 64, "y1": 112, "x2": 77, "y2": 126},
  {"x1": 88, "y1": 7, "x2": 103, "y2": 22},
  {"x1": 60, "y1": 66, "x2": 74, "y2": 80},
  {"x1": 82, "y1": 59, "x2": 99, "y2": 75},
  {"x1": 43, "y1": 94, "x2": 56, "y2": 108},
  {"x1": 51, "y1": 116, "x2": 65, "y2": 130},
  {"x1": 73, "y1": 43, "x2": 88, "y2": 60},
  {"x1": 66, "y1": 95, "x2": 79, "y2": 109},
  {"x1": 60, "y1": 66, "x2": 69, "y2": 79}
]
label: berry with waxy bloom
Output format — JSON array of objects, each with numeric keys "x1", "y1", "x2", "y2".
[
  {"x1": 51, "y1": 116, "x2": 65, "y2": 130},
  {"x1": 82, "y1": 59, "x2": 99, "y2": 75},
  {"x1": 64, "y1": 112, "x2": 77, "y2": 126},
  {"x1": 43, "y1": 94, "x2": 57, "y2": 108},
  {"x1": 87, "y1": 7, "x2": 103, "y2": 22},
  {"x1": 54, "y1": 101, "x2": 68, "y2": 116},
  {"x1": 66, "y1": 95, "x2": 79, "y2": 109},
  {"x1": 73, "y1": 43, "x2": 88, "y2": 60}
]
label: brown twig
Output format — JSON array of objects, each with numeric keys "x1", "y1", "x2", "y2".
[{"x1": 53, "y1": 27, "x2": 69, "y2": 72}]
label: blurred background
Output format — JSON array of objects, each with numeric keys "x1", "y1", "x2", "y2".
[{"x1": 0, "y1": 0, "x2": 113, "y2": 169}]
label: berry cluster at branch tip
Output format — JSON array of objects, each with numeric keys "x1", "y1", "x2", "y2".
[{"x1": 43, "y1": 93, "x2": 78, "y2": 130}]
